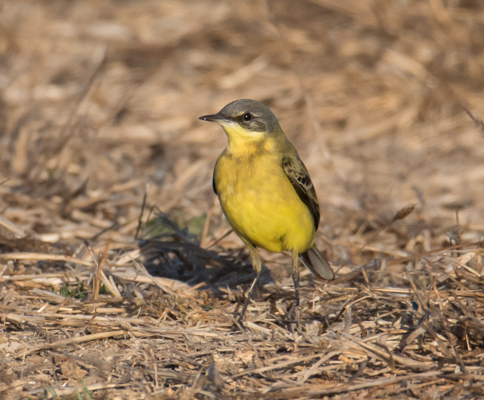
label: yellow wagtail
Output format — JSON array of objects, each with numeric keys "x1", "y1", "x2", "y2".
[{"x1": 200, "y1": 99, "x2": 334, "y2": 325}]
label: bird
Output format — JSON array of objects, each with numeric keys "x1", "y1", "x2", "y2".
[{"x1": 199, "y1": 99, "x2": 334, "y2": 326}]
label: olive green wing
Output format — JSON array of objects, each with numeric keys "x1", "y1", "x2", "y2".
[
  {"x1": 282, "y1": 154, "x2": 334, "y2": 280},
  {"x1": 282, "y1": 155, "x2": 320, "y2": 230}
]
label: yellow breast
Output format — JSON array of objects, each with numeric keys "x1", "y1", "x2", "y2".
[{"x1": 214, "y1": 146, "x2": 315, "y2": 253}]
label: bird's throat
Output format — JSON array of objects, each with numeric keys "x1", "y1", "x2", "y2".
[{"x1": 223, "y1": 126, "x2": 268, "y2": 157}]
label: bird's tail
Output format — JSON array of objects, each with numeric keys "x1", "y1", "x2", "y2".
[{"x1": 299, "y1": 247, "x2": 334, "y2": 280}]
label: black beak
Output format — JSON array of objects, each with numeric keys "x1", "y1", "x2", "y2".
[{"x1": 199, "y1": 113, "x2": 225, "y2": 123}]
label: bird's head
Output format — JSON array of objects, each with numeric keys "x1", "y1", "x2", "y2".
[{"x1": 199, "y1": 99, "x2": 282, "y2": 143}]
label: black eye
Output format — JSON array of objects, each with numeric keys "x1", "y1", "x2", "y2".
[{"x1": 243, "y1": 112, "x2": 252, "y2": 122}]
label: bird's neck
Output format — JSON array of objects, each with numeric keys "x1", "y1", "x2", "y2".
[
  {"x1": 227, "y1": 137, "x2": 267, "y2": 156},
  {"x1": 223, "y1": 126, "x2": 284, "y2": 158}
]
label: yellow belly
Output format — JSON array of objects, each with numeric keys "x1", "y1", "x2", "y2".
[{"x1": 214, "y1": 152, "x2": 315, "y2": 253}]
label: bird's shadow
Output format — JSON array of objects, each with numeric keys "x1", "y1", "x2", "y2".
[{"x1": 137, "y1": 211, "x2": 274, "y2": 298}]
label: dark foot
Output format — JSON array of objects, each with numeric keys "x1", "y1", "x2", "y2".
[
  {"x1": 287, "y1": 301, "x2": 297, "y2": 320},
  {"x1": 235, "y1": 317, "x2": 246, "y2": 331},
  {"x1": 287, "y1": 301, "x2": 302, "y2": 331}
]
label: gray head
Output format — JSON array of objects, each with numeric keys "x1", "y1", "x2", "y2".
[{"x1": 199, "y1": 99, "x2": 280, "y2": 134}]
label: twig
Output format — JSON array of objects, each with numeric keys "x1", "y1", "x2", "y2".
[
  {"x1": 20, "y1": 330, "x2": 126, "y2": 357},
  {"x1": 462, "y1": 105, "x2": 484, "y2": 133},
  {"x1": 360, "y1": 204, "x2": 416, "y2": 251},
  {"x1": 205, "y1": 229, "x2": 234, "y2": 250},
  {"x1": 0, "y1": 252, "x2": 91, "y2": 266},
  {"x1": 200, "y1": 195, "x2": 218, "y2": 248},
  {"x1": 135, "y1": 190, "x2": 148, "y2": 240}
]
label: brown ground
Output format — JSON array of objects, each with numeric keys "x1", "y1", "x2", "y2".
[{"x1": 1, "y1": 0, "x2": 484, "y2": 399}]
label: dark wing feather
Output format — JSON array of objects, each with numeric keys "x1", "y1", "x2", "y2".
[
  {"x1": 212, "y1": 175, "x2": 217, "y2": 195},
  {"x1": 213, "y1": 152, "x2": 225, "y2": 196},
  {"x1": 282, "y1": 155, "x2": 320, "y2": 229}
]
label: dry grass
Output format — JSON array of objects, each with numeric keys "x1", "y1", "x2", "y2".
[{"x1": 1, "y1": 0, "x2": 484, "y2": 398}]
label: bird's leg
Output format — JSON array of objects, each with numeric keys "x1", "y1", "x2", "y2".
[
  {"x1": 292, "y1": 249, "x2": 300, "y2": 308},
  {"x1": 238, "y1": 245, "x2": 261, "y2": 327},
  {"x1": 290, "y1": 249, "x2": 302, "y2": 330}
]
